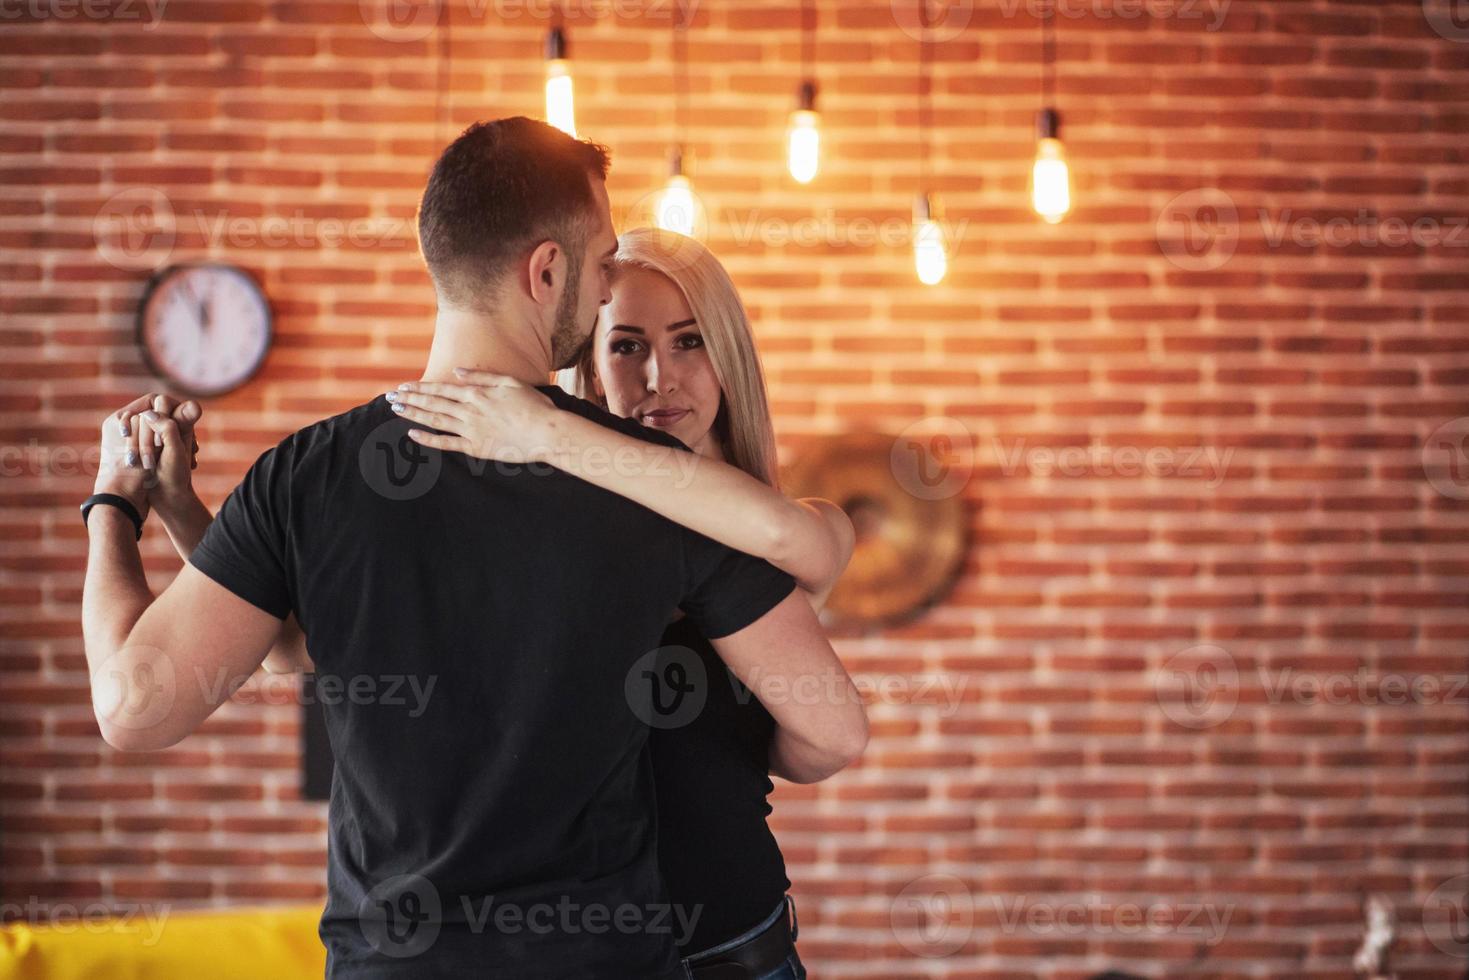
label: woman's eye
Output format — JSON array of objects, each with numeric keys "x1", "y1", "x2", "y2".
[
  {"x1": 677, "y1": 334, "x2": 704, "y2": 349},
  {"x1": 611, "y1": 339, "x2": 642, "y2": 356}
]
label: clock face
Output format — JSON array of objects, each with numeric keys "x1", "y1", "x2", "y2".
[{"x1": 137, "y1": 264, "x2": 272, "y2": 397}]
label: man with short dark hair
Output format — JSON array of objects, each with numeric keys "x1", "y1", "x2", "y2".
[{"x1": 82, "y1": 117, "x2": 855, "y2": 978}]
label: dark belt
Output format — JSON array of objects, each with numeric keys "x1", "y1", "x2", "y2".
[{"x1": 685, "y1": 900, "x2": 796, "y2": 980}]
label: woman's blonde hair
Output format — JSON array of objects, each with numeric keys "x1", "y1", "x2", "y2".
[{"x1": 555, "y1": 227, "x2": 780, "y2": 489}]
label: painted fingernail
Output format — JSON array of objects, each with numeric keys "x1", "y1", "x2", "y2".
[
  {"x1": 392, "y1": 403, "x2": 405, "y2": 413},
  {"x1": 398, "y1": 383, "x2": 413, "y2": 390},
  {"x1": 118, "y1": 417, "x2": 129, "y2": 437},
  {"x1": 385, "y1": 391, "x2": 398, "y2": 402},
  {"x1": 125, "y1": 450, "x2": 139, "y2": 467}
]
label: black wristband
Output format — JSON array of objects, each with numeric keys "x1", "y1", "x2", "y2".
[{"x1": 81, "y1": 492, "x2": 144, "y2": 542}]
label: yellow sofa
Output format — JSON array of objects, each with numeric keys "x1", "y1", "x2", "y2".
[{"x1": 0, "y1": 904, "x2": 325, "y2": 980}]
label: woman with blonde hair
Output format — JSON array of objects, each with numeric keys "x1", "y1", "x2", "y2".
[{"x1": 387, "y1": 226, "x2": 858, "y2": 978}]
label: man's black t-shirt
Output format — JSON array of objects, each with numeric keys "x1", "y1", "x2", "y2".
[{"x1": 187, "y1": 385, "x2": 796, "y2": 979}]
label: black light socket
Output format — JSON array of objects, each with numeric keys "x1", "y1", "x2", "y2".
[{"x1": 1036, "y1": 106, "x2": 1061, "y2": 141}]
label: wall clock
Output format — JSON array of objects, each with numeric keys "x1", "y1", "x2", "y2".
[{"x1": 136, "y1": 263, "x2": 272, "y2": 397}]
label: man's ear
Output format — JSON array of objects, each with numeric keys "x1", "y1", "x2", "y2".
[{"x1": 526, "y1": 240, "x2": 562, "y2": 305}]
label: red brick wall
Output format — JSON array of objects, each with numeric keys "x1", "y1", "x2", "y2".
[{"x1": 4, "y1": 0, "x2": 1469, "y2": 976}]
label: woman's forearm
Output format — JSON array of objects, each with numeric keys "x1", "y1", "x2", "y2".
[{"x1": 540, "y1": 411, "x2": 840, "y2": 589}]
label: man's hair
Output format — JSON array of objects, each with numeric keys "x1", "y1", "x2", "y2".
[{"x1": 417, "y1": 116, "x2": 611, "y2": 311}]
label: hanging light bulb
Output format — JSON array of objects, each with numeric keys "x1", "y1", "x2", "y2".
[
  {"x1": 656, "y1": 148, "x2": 701, "y2": 236},
  {"x1": 786, "y1": 80, "x2": 820, "y2": 184},
  {"x1": 913, "y1": 192, "x2": 947, "y2": 286},
  {"x1": 1031, "y1": 107, "x2": 1070, "y2": 224},
  {"x1": 544, "y1": 27, "x2": 576, "y2": 137}
]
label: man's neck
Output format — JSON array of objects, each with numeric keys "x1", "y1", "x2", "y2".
[{"x1": 420, "y1": 307, "x2": 555, "y2": 387}]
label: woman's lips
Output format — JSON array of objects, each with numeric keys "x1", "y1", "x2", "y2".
[{"x1": 642, "y1": 410, "x2": 689, "y2": 428}]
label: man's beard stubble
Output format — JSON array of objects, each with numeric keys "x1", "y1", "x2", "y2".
[{"x1": 549, "y1": 257, "x2": 593, "y2": 372}]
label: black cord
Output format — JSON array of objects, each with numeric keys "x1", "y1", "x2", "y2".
[
  {"x1": 800, "y1": 0, "x2": 815, "y2": 83},
  {"x1": 1042, "y1": 0, "x2": 1056, "y2": 108},
  {"x1": 673, "y1": 8, "x2": 688, "y2": 156},
  {"x1": 917, "y1": 0, "x2": 931, "y2": 186}
]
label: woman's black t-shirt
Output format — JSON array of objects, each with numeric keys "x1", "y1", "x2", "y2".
[{"x1": 649, "y1": 613, "x2": 791, "y2": 956}]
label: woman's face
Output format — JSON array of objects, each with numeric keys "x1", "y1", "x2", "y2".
[{"x1": 592, "y1": 266, "x2": 725, "y2": 459}]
